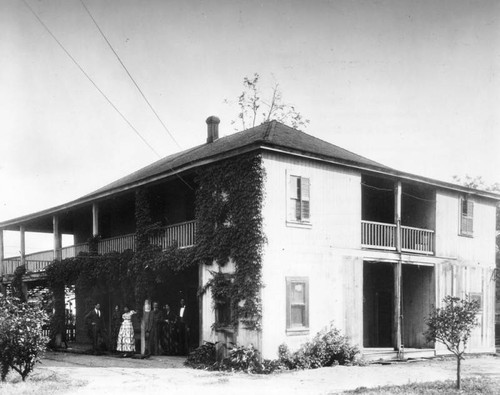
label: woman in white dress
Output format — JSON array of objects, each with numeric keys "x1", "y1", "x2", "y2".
[{"x1": 116, "y1": 306, "x2": 136, "y2": 356}]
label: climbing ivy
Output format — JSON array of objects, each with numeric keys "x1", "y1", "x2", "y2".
[
  {"x1": 195, "y1": 153, "x2": 265, "y2": 330},
  {"x1": 45, "y1": 151, "x2": 265, "y2": 333}
]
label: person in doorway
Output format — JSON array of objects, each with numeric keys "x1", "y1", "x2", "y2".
[
  {"x1": 116, "y1": 306, "x2": 136, "y2": 357},
  {"x1": 85, "y1": 302, "x2": 103, "y2": 353},
  {"x1": 110, "y1": 305, "x2": 122, "y2": 352},
  {"x1": 176, "y1": 298, "x2": 189, "y2": 355},
  {"x1": 161, "y1": 304, "x2": 176, "y2": 355},
  {"x1": 148, "y1": 302, "x2": 163, "y2": 355}
]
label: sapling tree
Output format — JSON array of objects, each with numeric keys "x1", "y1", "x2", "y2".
[
  {"x1": 226, "y1": 73, "x2": 309, "y2": 131},
  {"x1": 424, "y1": 295, "x2": 480, "y2": 389}
]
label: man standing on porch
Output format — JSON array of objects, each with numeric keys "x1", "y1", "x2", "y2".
[{"x1": 85, "y1": 302, "x2": 103, "y2": 353}]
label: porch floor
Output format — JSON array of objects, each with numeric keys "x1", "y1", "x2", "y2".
[{"x1": 362, "y1": 347, "x2": 436, "y2": 362}]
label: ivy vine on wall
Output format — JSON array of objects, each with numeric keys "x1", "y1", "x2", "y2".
[
  {"x1": 195, "y1": 152, "x2": 266, "y2": 330},
  {"x1": 44, "y1": 151, "x2": 266, "y2": 335}
]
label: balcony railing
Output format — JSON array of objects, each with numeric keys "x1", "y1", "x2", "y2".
[
  {"x1": 361, "y1": 220, "x2": 434, "y2": 255},
  {"x1": 361, "y1": 221, "x2": 396, "y2": 250},
  {"x1": 1, "y1": 220, "x2": 197, "y2": 276}
]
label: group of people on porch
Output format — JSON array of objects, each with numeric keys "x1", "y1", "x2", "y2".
[{"x1": 85, "y1": 298, "x2": 190, "y2": 356}]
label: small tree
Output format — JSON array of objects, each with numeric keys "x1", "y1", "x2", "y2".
[
  {"x1": 0, "y1": 292, "x2": 49, "y2": 381},
  {"x1": 226, "y1": 73, "x2": 309, "y2": 131},
  {"x1": 424, "y1": 295, "x2": 480, "y2": 389}
]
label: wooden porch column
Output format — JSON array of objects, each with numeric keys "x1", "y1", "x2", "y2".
[
  {"x1": 92, "y1": 203, "x2": 99, "y2": 237},
  {"x1": 20, "y1": 225, "x2": 26, "y2": 266},
  {"x1": 393, "y1": 181, "x2": 402, "y2": 352},
  {"x1": 53, "y1": 215, "x2": 62, "y2": 261},
  {"x1": 0, "y1": 229, "x2": 4, "y2": 277}
]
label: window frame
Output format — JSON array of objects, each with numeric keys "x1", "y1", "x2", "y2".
[
  {"x1": 286, "y1": 171, "x2": 311, "y2": 227},
  {"x1": 459, "y1": 197, "x2": 474, "y2": 237},
  {"x1": 286, "y1": 276, "x2": 309, "y2": 335}
]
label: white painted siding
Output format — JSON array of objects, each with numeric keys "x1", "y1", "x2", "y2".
[
  {"x1": 260, "y1": 152, "x2": 363, "y2": 358},
  {"x1": 435, "y1": 190, "x2": 496, "y2": 265}
]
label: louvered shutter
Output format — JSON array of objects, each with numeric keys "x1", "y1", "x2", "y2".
[
  {"x1": 289, "y1": 176, "x2": 299, "y2": 221},
  {"x1": 301, "y1": 178, "x2": 310, "y2": 221},
  {"x1": 460, "y1": 198, "x2": 474, "y2": 235}
]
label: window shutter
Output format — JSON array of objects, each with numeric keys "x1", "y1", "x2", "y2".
[
  {"x1": 460, "y1": 198, "x2": 474, "y2": 236},
  {"x1": 301, "y1": 178, "x2": 310, "y2": 220}
]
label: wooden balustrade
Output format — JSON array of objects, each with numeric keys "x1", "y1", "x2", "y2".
[
  {"x1": 61, "y1": 243, "x2": 90, "y2": 259},
  {"x1": 401, "y1": 226, "x2": 434, "y2": 254},
  {"x1": 361, "y1": 220, "x2": 396, "y2": 250},
  {"x1": 98, "y1": 234, "x2": 136, "y2": 254},
  {"x1": 150, "y1": 220, "x2": 197, "y2": 249},
  {"x1": 361, "y1": 220, "x2": 434, "y2": 254},
  {"x1": 1, "y1": 221, "x2": 198, "y2": 276}
]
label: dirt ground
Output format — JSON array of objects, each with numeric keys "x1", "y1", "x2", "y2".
[{"x1": 16, "y1": 352, "x2": 497, "y2": 395}]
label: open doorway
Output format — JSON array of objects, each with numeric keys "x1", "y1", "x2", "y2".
[
  {"x1": 402, "y1": 264, "x2": 434, "y2": 348},
  {"x1": 363, "y1": 262, "x2": 393, "y2": 347}
]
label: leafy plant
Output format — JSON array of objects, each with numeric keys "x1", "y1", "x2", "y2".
[
  {"x1": 185, "y1": 341, "x2": 217, "y2": 369},
  {"x1": 0, "y1": 292, "x2": 49, "y2": 381},
  {"x1": 424, "y1": 295, "x2": 480, "y2": 390},
  {"x1": 277, "y1": 324, "x2": 359, "y2": 369}
]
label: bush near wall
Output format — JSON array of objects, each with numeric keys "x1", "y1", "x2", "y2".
[
  {"x1": 0, "y1": 292, "x2": 49, "y2": 381},
  {"x1": 186, "y1": 323, "x2": 359, "y2": 374}
]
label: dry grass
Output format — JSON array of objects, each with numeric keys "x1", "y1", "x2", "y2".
[
  {"x1": 0, "y1": 369, "x2": 86, "y2": 395},
  {"x1": 343, "y1": 377, "x2": 499, "y2": 395}
]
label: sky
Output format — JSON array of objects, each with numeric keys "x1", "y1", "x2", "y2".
[{"x1": 0, "y1": 0, "x2": 499, "y2": 256}]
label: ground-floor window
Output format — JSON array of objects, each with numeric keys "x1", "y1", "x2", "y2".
[{"x1": 286, "y1": 276, "x2": 309, "y2": 333}]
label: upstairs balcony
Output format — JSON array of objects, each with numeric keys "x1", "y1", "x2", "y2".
[
  {"x1": 2, "y1": 220, "x2": 197, "y2": 277},
  {"x1": 361, "y1": 220, "x2": 434, "y2": 255},
  {"x1": 361, "y1": 175, "x2": 435, "y2": 255}
]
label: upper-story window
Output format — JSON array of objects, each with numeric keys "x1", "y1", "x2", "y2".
[
  {"x1": 459, "y1": 197, "x2": 474, "y2": 237},
  {"x1": 288, "y1": 175, "x2": 310, "y2": 223}
]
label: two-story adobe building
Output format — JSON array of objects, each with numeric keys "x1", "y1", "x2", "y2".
[{"x1": 1, "y1": 117, "x2": 498, "y2": 359}]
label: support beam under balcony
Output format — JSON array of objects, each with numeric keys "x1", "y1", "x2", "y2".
[
  {"x1": 0, "y1": 229, "x2": 4, "y2": 277},
  {"x1": 20, "y1": 225, "x2": 26, "y2": 266},
  {"x1": 53, "y1": 215, "x2": 62, "y2": 261},
  {"x1": 393, "y1": 181, "x2": 402, "y2": 353},
  {"x1": 92, "y1": 203, "x2": 99, "y2": 237}
]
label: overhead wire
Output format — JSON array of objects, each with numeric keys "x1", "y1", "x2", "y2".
[
  {"x1": 22, "y1": 0, "x2": 194, "y2": 190},
  {"x1": 361, "y1": 182, "x2": 436, "y2": 202},
  {"x1": 21, "y1": 0, "x2": 162, "y2": 158},
  {"x1": 79, "y1": 0, "x2": 182, "y2": 150}
]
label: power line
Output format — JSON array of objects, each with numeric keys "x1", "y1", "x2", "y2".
[
  {"x1": 21, "y1": 0, "x2": 162, "y2": 158},
  {"x1": 79, "y1": 0, "x2": 181, "y2": 150}
]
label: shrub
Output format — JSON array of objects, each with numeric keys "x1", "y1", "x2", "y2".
[
  {"x1": 220, "y1": 344, "x2": 264, "y2": 373},
  {"x1": 185, "y1": 341, "x2": 217, "y2": 369},
  {"x1": 0, "y1": 292, "x2": 49, "y2": 381},
  {"x1": 185, "y1": 324, "x2": 359, "y2": 374},
  {"x1": 278, "y1": 323, "x2": 359, "y2": 369}
]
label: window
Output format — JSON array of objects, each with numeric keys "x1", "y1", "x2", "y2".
[
  {"x1": 215, "y1": 297, "x2": 232, "y2": 328},
  {"x1": 288, "y1": 175, "x2": 310, "y2": 223},
  {"x1": 286, "y1": 277, "x2": 309, "y2": 332},
  {"x1": 459, "y1": 198, "x2": 473, "y2": 236}
]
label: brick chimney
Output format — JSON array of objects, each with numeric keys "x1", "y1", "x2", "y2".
[{"x1": 206, "y1": 116, "x2": 220, "y2": 143}]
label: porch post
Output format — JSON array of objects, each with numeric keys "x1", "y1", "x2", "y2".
[
  {"x1": 393, "y1": 181, "x2": 402, "y2": 352},
  {"x1": 53, "y1": 215, "x2": 62, "y2": 261},
  {"x1": 0, "y1": 229, "x2": 4, "y2": 278},
  {"x1": 92, "y1": 203, "x2": 99, "y2": 236},
  {"x1": 20, "y1": 225, "x2": 26, "y2": 266}
]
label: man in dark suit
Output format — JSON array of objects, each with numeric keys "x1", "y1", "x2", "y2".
[
  {"x1": 176, "y1": 298, "x2": 189, "y2": 355},
  {"x1": 85, "y1": 302, "x2": 103, "y2": 352}
]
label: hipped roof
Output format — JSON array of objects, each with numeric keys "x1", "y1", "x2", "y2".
[{"x1": 1, "y1": 120, "x2": 499, "y2": 230}]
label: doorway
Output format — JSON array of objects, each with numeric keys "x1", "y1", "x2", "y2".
[{"x1": 363, "y1": 262, "x2": 393, "y2": 347}]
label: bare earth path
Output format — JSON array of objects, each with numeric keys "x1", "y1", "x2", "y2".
[{"x1": 29, "y1": 352, "x2": 500, "y2": 395}]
